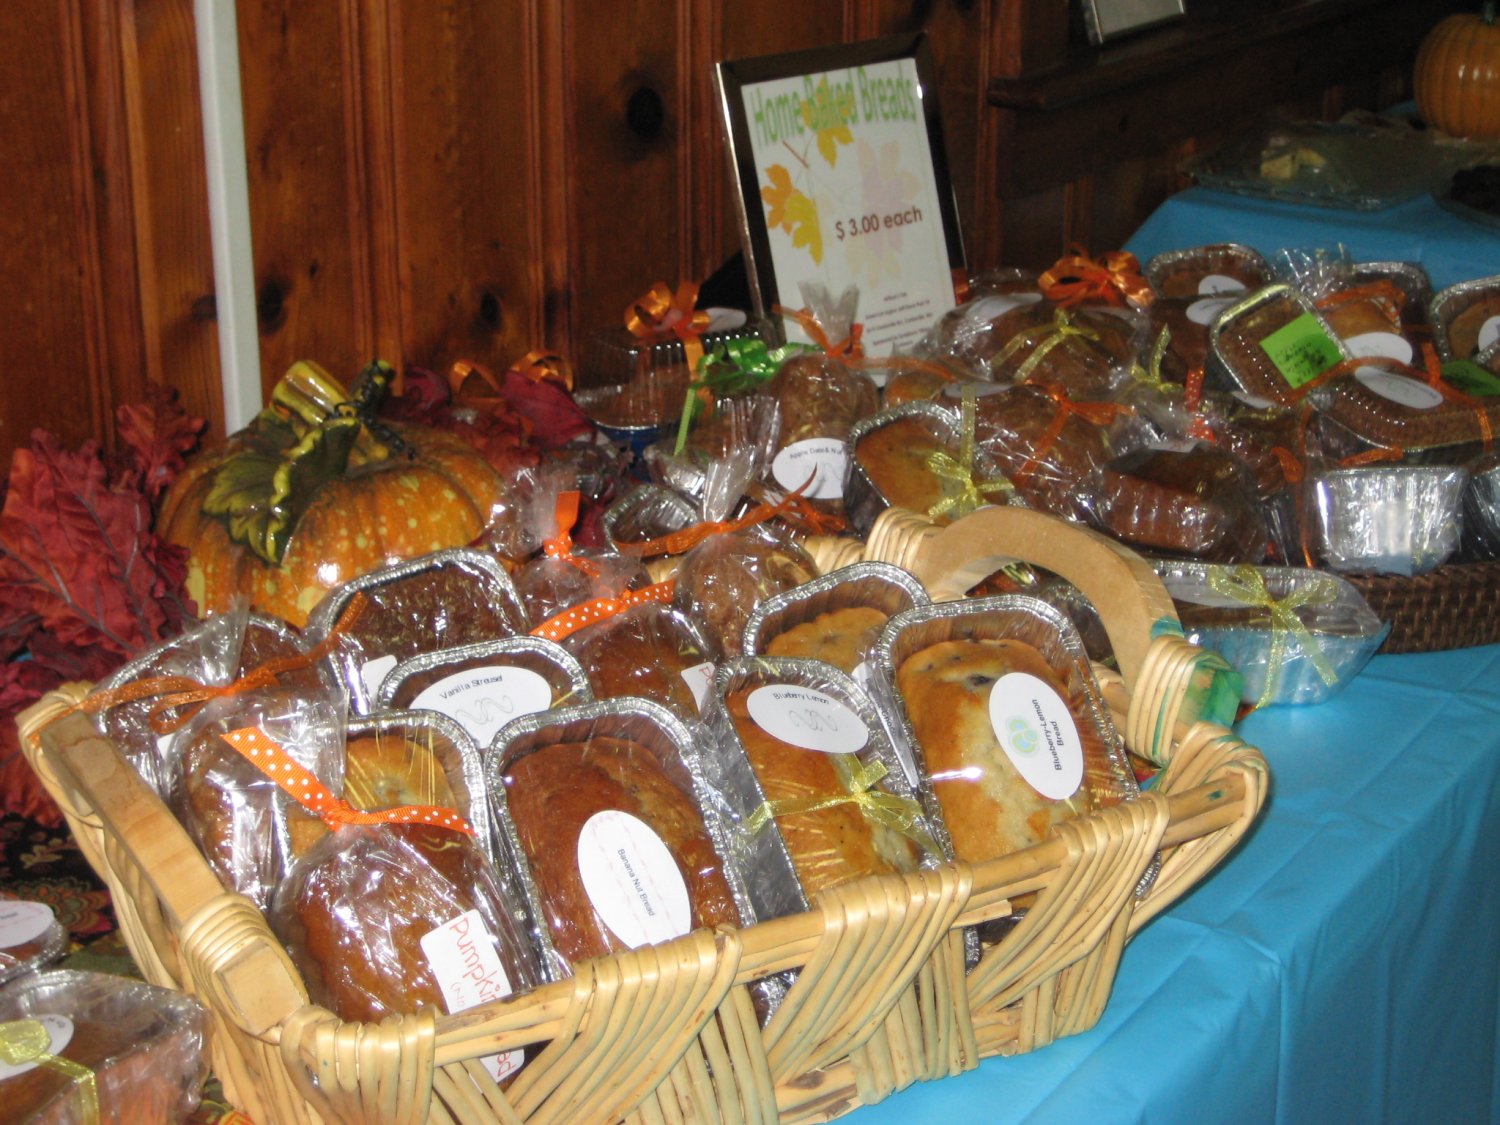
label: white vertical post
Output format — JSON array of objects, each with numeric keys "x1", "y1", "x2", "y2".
[{"x1": 194, "y1": 0, "x2": 262, "y2": 432}]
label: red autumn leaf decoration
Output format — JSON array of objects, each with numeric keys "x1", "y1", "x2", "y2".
[{"x1": 115, "y1": 382, "x2": 208, "y2": 504}]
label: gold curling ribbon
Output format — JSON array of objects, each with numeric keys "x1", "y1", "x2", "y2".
[
  {"x1": 1206, "y1": 565, "x2": 1340, "y2": 709},
  {"x1": 1127, "y1": 325, "x2": 1177, "y2": 396},
  {"x1": 0, "y1": 1019, "x2": 99, "y2": 1125},
  {"x1": 744, "y1": 758, "x2": 925, "y2": 841},
  {"x1": 925, "y1": 386, "x2": 1014, "y2": 520},
  {"x1": 993, "y1": 308, "x2": 1102, "y2": 384}
]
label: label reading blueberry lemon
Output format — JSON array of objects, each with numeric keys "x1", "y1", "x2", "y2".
[{"x1": 987, "y1": 672, "x2": 1084, "y2": 800}]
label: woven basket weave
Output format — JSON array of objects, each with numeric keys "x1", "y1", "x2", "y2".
[
  {"x1": 1347, "y1": 560, "x2": 1500, "y2": 654},
  {"x1": 18, "y1": 506, "x2": 1269, "y2": 1125}
]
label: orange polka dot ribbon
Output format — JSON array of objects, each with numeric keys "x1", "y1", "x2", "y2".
[
  {"x1": 219, "y1": 726, "x2": 475, "y2": 835},
  {"x1": 541, "y1": 490, "x2": 601, "y2": 578},
  {"x1": 529, "y1": 580, "x2": 676, "y2": 644},
  {"x1": 626, "y1": 281, "x2": 711, "y2": 376},
  {"x1": 1038, "y1": 246, "x2": 1154, "y2": 311},
  {"x1": 772, "y1": 304, "x2": 865, "y2": 360}
]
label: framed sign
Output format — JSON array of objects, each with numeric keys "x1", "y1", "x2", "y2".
[
  {"x1": 715, "y1": 33, "x2": 966, "y2": 356},
  {"x1": 1080, "y1": 0, "x2": 1185, "y2": 45}
]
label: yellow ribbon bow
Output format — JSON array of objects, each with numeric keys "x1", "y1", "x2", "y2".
[
  {"x1": 926, "y1": 387, "x2": 1015, "y2": 520},
  {"x1": 0, "y1": 1019, "x2": 99, "y2": 1124},
  {"x1": 1206, "y1": 565, "x2": 1341, "y2": 708},
  {"x1": 1127, "y1": 325, "x2": 1178, "y2": 396},
  {"x1": 993, "y1": 308, "x2": 1102, "y2": 384},
  {"x1": 745, "y1": 758, "x2": 927, "y2": 845}
]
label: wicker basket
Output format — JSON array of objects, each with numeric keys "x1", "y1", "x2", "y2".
[
  {"x1": 1347, "y1": 560, "x2": 1500, "y2": 654},
  {"x1": 18, "y1": 506, "x2": 1268, "y2": 1125}
]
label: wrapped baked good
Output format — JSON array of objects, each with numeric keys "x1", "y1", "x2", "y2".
[
  {"x1": 603, "y1": 484, "x2": 699, "y2": 551},
  {"x1": 672, "y1": 529, "x2": 818, "y2": 659},
  {"x1": 0, "y1": 969, "x2": 208, "y2": 1124},
  {"x1": 702, "y1": 657, "x2": 950, "y2": 902},
  {"x1": 766, "y1": 353, "x2": 879, "y2": 509},
  {"x1": 491, "y1": 699, "x2": 753, "y2": 967},
  {"x1": 1312, "y1": 464, "x2": 1468, "y2": 576},
  {"x1": 1093, "y1": 444, "x2": 1267, "y2": 563},
  {"x1": 1430, "y1": 276, "x2": 1500, "y2": 364},
  {"x1": 1145, "y1": 243, "x2": 1270, "y2": 299},
  {"x1": 941, "y1": 301, "x2": 1145, "y2": 397},
  {"x1": 1462, "y1": 453, "x2": 1500, "y2": 559},
  {"x1": 564, "y1": 601, "x2": 718, "y2": 719},
  {"x1": 869, "y1": 597, "x2": 1137, "y2": 866},
  {"x1": 308, "y1": 548, "x2": 528, "y2": 712},
  {"x1": 1154, "y1": 561, "x2": 1387, "y2": 707},
  {"x1": 1318, "y1": 359, "x2": 1500, "y2": 457},
  {"x1": 377, "y1": 637, "x2": 591, "y2": 746},
  {"x1": 0, "y1": 895, "x2": 66, "y2": 986},
  {"x1": 1209, "y1": 285, "x2": 1351, "y2": 408}
]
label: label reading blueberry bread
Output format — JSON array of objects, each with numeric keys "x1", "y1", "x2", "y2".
[
  {"x1": 412, "y1": 666, "x2": 553, "y2": 746},
  {"x1": 420, "y1": 910, "x2": 524, "y2": 1083},
  {"x1": 772, "y1": 439, "x2": 847, "y2": 500},
  {"x1": 1442, "y1": 360, "x2": 1500, "y2": 397},
  {"x1": 1258, "y1": 314, "x2": 1342, "y2": 389},
  {"x1": 577, "y1": 811, "x2": 691, "y2": 948},
  {"x1": 0, "y1": 900, "x2": 55, "y2": 949},
  {"x1": 987, "y1": 673, "x2": 1084, "y2": 800},
  {"x1": 746, "y1": 685, "x2": 869, "y2": 754},
  {"x1": 1199, "y1": 273, "x2": 1247, "y2": 296},
  {"x1": 359, "y1": 654, "x2": 399, "y2": 703},
  {"x1": 0, "y1": 1015, "x2": 73, "y2": 1080},
  {"x1": 1353, "y1": 370, "x2": 1443, "y2": 410},
  {"x1": 680, "y1": 662, "x2": 716, "y2": 711}
]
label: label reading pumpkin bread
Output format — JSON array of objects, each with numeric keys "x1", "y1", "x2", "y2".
[
  {"x1": 420, "y1": 910, "x2": 524, "y2": 1083},
  {"x1": 577, "y1": 811, "x2": 691, "y2": 948},
  {"x1": 746, "y1": 685, "x2": 869, "y2": 754},
  {"x1": 987, "y1": 673, "x2": 1084, "y2": 801},
  {"x1": 412, "y1": 666, "x2": 553, "y2": 746}
]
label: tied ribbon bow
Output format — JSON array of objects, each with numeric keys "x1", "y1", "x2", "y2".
[
  {"x1": 773, "y1": 304, "x2": 864, "y2": 359},
  {"x1": 744, "y1": 758, "x2": 926, "y2": 843},
  {"x1": 530, "y1": 580, "x2": 676, "y2": 643},
  {"x1": 926, "y1": 387, "x2": 1014, "y2": 520},
  {"x1": 993, "y1": 308, "x2": 1102, "y2": 384},
  {"x1": 673, "y1": 337, "x2": 814, "y2": 454},
  {"x1": 0, "y1": 1019, "x2": 98, "y2": 1124},
  {"x1": 623, "y1": 476, "x2": 839, "y2": 559},
  {"x1": 1015, "y1": 384, "x2": 1134, "y2": 486},
  {"x1": 506, "y1": 350, "x2": 575, "y2": 392},
  {"x1": 1206, "y1": 565, "x2": 1340, "y2": 708},
  {"x1": 627, "y1": 282, "x2": 711, "y2": 376},
  {"x1": 1038, "y1": 247, "x2": 1154, "y2": 311},
  {"x1": 542, "y1": 491, "x2": 601, "y2": 578},
  {"x1": 220, "y1": 727, "x2": 475, "y2": 835}
]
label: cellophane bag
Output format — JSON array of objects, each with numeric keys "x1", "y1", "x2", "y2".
[
  {"x1": 564, "y1": 601, "x2": 719, "y2": 719},
  {"x1": 672, "y1": 527, "x2": 818, "y2": 659}
]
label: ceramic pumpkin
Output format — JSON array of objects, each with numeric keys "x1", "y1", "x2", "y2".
[
  {"x1": 157, "y1": 360, "x2": 505, "y2": 627},
  {"x1": 1415, "y1": 2, "x2": 1500, "y2": 140}
]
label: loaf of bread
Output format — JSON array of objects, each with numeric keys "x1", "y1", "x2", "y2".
[
  {"x1": 1095, "y1": 445, "x2": 1266, "y2": 562},
  {"x1": 973, "y1": 386, "x2": 1114, "y2": 522},
  {"x1": 565, "y1": 602, "x2": 716, "y2": 718},
  {"x1": 977, "y1": 304, "x2": 1139, "y2": 397},
  {"x1": 855, "y1": 415, "x2": 979, "y2": 522},
  {"x1": 1152, "y1": 244, "x2": 1269, "y2": 299},
  {"x1": 896, "y1": 638, "x2": 1099, "y2": 863},
  {"x1": 724, "y1": 690, "x2": 920, "y2": 895},
  {"x1": 674, "y1": 532, "x2": 818, "y2": 659},
  {"x1": 1446, "y1": 293, "x2": 1500, "y2": 359},
  {"x1": 764, "y1": 606, "x2": 890, "y2": 674},
  {"x1": 501, "y1": 737, "x2": 740, "y2": 964}
]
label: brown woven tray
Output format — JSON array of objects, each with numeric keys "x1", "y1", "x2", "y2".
[{"x1": 1347, "y1": 559, "x2": 1500, "y2": 654}]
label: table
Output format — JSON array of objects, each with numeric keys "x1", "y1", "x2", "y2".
[
  {"x1": 846, "y1": 642, "x2": 1500, "y2": 1123},
  {"x1": 1124, "y1": 186, "x2": 1500, "y2": 291}
]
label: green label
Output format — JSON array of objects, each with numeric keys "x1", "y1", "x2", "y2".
[
  {"x1": 1258, "y1": 313, "x2": 1342, "y2": 388},
  {"x1": 1441, "y1": 360, "x2": 1500, "y2": 398}
]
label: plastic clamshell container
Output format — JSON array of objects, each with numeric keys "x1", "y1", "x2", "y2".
[{"x1": 1312, "y1": 464, "x2": 1468, "y2": 576}]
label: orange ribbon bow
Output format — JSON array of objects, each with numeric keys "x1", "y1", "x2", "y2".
[
  {"x1": 1038, "y1": 246, "x2": 1154, "y2": 311},
  {"x1": 542, "y1": 490, "x2": 601, "y2": 578},
  {"x1": 453, "y1": 352, "x2": 575, "y2": 396},
  {"x1": 220, "y1": 727, "x2": 474, "y2": 835},
  {"x1": 530, "y1": 580, "x2": 676, "y2": 643},
  {"x1": 620, "y1": 476, "x2": 834, "y2": 559},
  {"x1": 1015, "y1": 384, "x2": 1134, "y2": 486},
  {"x1": 772, "y1": 304, "x2": 865, "y2": 360},
  {"x1": 627, "y1": 281, "x2": 711, "y2": 375}
]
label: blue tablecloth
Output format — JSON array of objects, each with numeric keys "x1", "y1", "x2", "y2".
[
  {"x1": 1124, "y1": 186, "x2": 1500, "y2": 291},
  {"x1": 846, "y1": 643, "x2": 1500, "y2": 1123}
]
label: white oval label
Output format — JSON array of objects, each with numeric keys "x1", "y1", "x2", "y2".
[
  {"x1": 419, "y1": 909, "x2": 523, "y2": 1083},
  {"x1": 412, "y1": 665, "x2": 553, "y2": 746},
  {"x1": 1199, "y1": 273, "x2": 1247, "y2": 296},
  {"x1": 746, "y1": 684, "x2": 869, "y2": 754},
  {"x1": 1479, "y1": 315, "x2": 1500, "y2": 353},
  {"x1": 1186, "y1": 296, "x2": 1236, "y2": 326},
  {"x1": 679, "y1": 661, "x2": 716, "y2": 712},
  {"x1": 772, "y1": 438, "x2": 847, "y2": 500},
  {"x1": 987, "y1": 673, "x2": 1084, "y2": 801},
  {"x1": 0, "y1": 900, "x2": 55, "y2": 949},
  {"x1": 1345, "y1": 331, "x2": 1414, "y2": 366},
  {"x1": 359, "y1": 654, "x2": 399, "y2": 702},
  {"x1": 0, "y1": 1015, "x2": 73, "y2": 1081},
  {"x1": 966, "y1": 293, "x2": 1043, "y2": 324},
  {"x1": 1233, "y1": 390, "x2": 1278, "y2": 411},
  {"x1": 577, "y1": 811, "x2": 692, "y2": 949},
  {"x1": 704, "y1": 307, "x2": 748, "y2": 333},
  {"x1": 1353, "y1": 369, "x2": 1444, "y2": 410}
]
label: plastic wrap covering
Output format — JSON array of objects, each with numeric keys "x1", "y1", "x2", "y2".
[
  {"x1": 1431, "y1": 274, "x2": 1500, "y2": 367},
  {"x1": 1144, "y1": 242, "x2": 1271, "y2": 299},
  {"x1": 0, "y1": 969, "x2": 209, "y2": 1125},
  {"x1": 0, "y1": 894, "x2": 67, "y2": 986},
  {"x1": 1154, "y1": 561, "x2": 1388, "y2": 707},
  {"x1": 766, "y1": 354, "x2": 880, "y2": 510},
  {"x1": 378, "y1": 637, "x2": 591, "y2": 746},
  {"x1": 868, "y1": 596, "x2": 1137, "y2": 868},
  {"x1": 172, "y1": 690, "x2": 344, "y2": 911},
  {"x1": 1209, "y1": 285, "x2": 1352, "y2": 409},
  {"x1": 1312, "y1": 464, "x2": 1468, "y2": 576},
  {"x1": 307, "y1": 549, "x2": 528, "y2": 712},
  {"x1": 512, "y1": 475, "x2": 650, "y2": 624},
  {"x1": 564, "y1": 602, "x2": 717, "y2": 720},
  {"x1": 672, "y1": 529, "x2": 818, "y2": 659},
  {"x1": 603, "y1": 484, "x2": 699, "y2": 551},
  {"x1": 1091, "y1": 444, "x2": 1268, "y2": 563},
  {"x1": 702, "y1": 656, "x2": 952, "y2": 905},
  {"x1": 1319, "y1": 360, "x2": 1500, "y2": 456},
  {"x1": 1462, "y1": 454, "x2": 1500, "y2": 559},
  {"x1": 490, "y1": 699, "x2": 756, "y2": 972}
]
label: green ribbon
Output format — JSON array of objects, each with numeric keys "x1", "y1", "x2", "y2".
[
  {"x1": 993, "y1": 308, "x2": 1101, "y2": 383},
  {"x1": 745, "y1": 757, "x2": 927, "y2": 844},
  {"x1": 673, "y1": 338, "x2": 816, "y2": 454},
  {"x1": 926, "y1": 386, "x2": 1015, "y2": 520},
  {"x1": 0, "y1": 1019, "x2": 99, "y2": 1124},
  {"x1": 1206, "y1": 565, "x2": 1341, "y2": 708}
]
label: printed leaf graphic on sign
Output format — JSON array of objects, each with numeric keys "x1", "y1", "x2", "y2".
[
  {"x1": 762, "y1": 163, "x2": 797, "y2": 229},
  {"x1": 761, "y1": 163, "x2": 824, "y2": 265},
  {"x1": 801, "y1": 81, "x2": 853, "y2": 169}
]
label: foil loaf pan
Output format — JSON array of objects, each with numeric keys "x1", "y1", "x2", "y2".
[{"x1": 1312, "y1": 464, "x2": 1468, "y2": 576}]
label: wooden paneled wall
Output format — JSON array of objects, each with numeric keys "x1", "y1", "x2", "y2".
[{"x1": 0, "y1": 0, "x2": 1452, "y2": 465}]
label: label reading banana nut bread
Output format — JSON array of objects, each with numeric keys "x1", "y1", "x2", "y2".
[
  {"x1": 0, "y1": 901, "x2": 55, "y2": 949},
  {"x1": 987, "y1": 673, "x2": 1084, "y2": 800},
  {"x1": 420, "y1": 910, "x2": 524, "y2": 1083},
  {"x1": 747, "y1": 685, "x2": 869, "y2": 754},
  {"x1": 412, "y1": 666, "x2": 553, "y2": 746},
  {"x1": 772, "y1": 439, "x2": 847, "y2": 500},
  {"x1": 577, "y1": 810, "x2": 691, "y2": 949},
  {"x1": 0, "y1": 1015, "x2": 73, "y2": 1080}
]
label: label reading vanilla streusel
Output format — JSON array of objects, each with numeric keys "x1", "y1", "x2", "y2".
[
  {"x1": 987, "y1": 673, "x2": 1083, "y2": 800},
  {"x1": 577, "y1": 811, "x2": 691, "y2": 949},
  {"x1": 412, "y1": 666, "x2": 553, "y2": 746}
]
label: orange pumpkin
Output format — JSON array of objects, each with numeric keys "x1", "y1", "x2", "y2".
[
  {"x1": 1415, "y1": 3, "x2": 1500, "y2": 140},
  {"x1": 157, "y1": 361, "x2": 506, "y2": 627}
]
